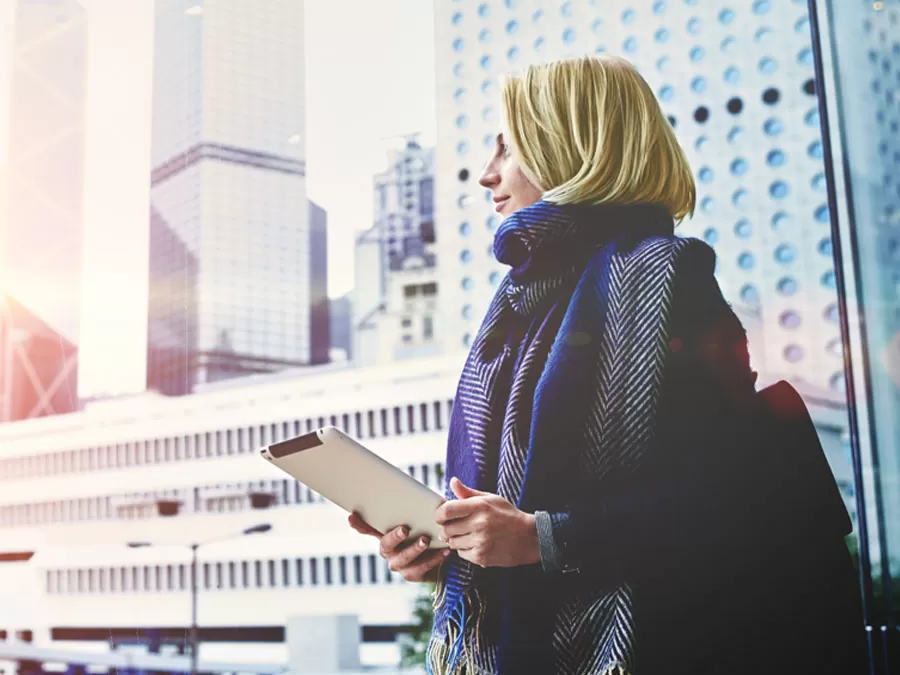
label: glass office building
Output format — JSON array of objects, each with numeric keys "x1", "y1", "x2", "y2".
[{"x1": 147, "y1": 0, "x2": 311, "y2": 395}]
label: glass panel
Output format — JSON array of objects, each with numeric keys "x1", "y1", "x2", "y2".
[{"x1": 812, "y1": 0, "x2": 900, "y2": 664}]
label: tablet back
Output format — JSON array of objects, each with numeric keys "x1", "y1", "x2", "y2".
[{"x1": 260, "y1": 426, "x2": 447, "y2": 548}]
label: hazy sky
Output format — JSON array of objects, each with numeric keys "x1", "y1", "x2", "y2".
[{"x1": 0, "y1": 0, "x2": 436, "y2": 397}]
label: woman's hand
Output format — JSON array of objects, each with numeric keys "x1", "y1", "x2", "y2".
[
  {"x1": 434, "y1": 477, "x2": 541, "y2": 568},
  {"x1": 348, "y1": 512, "x2": 451, "y2": 583}
]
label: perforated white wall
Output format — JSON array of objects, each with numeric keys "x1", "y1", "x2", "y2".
[{"x1": 435, "y1": 0, "x2": 843, "y2": 392}]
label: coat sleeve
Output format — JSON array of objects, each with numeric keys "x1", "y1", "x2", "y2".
[{"x1": 535, "y1": 242, "x2": 760, "y2": 580}]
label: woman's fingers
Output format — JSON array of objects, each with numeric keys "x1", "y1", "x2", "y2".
[
  {"x1": 387, "y1": 534, "x2": 431, "y2": 571},
  {"x1": 348, "y1": 512, "x2": 382, "y2": 538},
  {"x1": 379, "y1": 525, "x2": 411, "y2": 557},
  {"x1": 399, "y1": 548, "x2": 452, "y2": 582},
  {"x1": 447, "y1": 532, "x2": 478, "y2": 551},
  {"x1": 440, "y1": 518, "x2": 474, "y2": 541}
]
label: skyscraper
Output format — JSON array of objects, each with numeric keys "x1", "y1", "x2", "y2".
[
  {"x1": 147, "y1": 0, "x2": 309, "y2": 394},
  {"x1": 0, "y1": 0, "x2": 87, "y2": 365},
  {"x1": 353, "y1": 139, "x2": 439, "y2": 365},
  {"x1": 434, "y1": 0, "x2": 839, "y2": 392}
]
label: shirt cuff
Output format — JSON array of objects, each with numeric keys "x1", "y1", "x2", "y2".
[{"x1": 535, "y1": 510, "x2": 564, "y2": 572}]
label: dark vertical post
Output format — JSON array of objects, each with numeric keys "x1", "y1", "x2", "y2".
[{"x1": 190, "y1": 543, "x2": 199, "y2": 675}]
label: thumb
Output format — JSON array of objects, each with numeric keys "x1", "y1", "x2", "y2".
[{"x1": 451, "y1": 477, "x2": 487, "y2": 499}]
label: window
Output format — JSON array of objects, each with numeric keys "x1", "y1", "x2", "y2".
[
  {"x1": 368, "y1": 554, "x2": 378, "y2": 583},
  {"x1": 324, "y1": 557, "x2": 333, "y2": 585},
  {"x1": 353, "y1": 555, "x2": 362, "y2": 584},
  {"x1": 420, "y1": 220, "x2": 436, "y2": 244},
  {"x1": 423, "y1": 316, "x2": 434, "y2": 339},
  {"x1": 241, "y1": 562, "x2": 249, "y2": 588},
  {"x1": 268, "y1": 560, "x2": 277, "y2": 587},
  {"x1": 310, "y1": 558, "x2": 319, "y2": 586},
  {"x1": 338, "y1": 556, "x2": 347, "y2": 585},
  {"x1": 419, "y1": 177, "x2": 434, "y2": 215},
  {"x1": 282, "y1": 559, "x2": 290, "y2": 586},
  {"x1": 254, "y1": 560, "x2": 263, "y2": 587},
  {"x1": 228, "y1": 562, "x2": 236, "y2": 588},
  {"x1": 295, "y1": 559, "x2": 304, "y2": 586}
]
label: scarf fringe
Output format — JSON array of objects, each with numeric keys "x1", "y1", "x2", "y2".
[
  {"x1": 428, "y1": 585, "x2": 492, "y2": 675},
  {"x1": 427, "y1": 632, "x2": 632, "y2": 675}
]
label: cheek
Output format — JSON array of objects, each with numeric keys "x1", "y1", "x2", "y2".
[{"x1": 510, "y1": 167, "x2": 541, "y2": 203}]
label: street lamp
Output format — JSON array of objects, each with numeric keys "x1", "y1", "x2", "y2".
[{"x1": 127, "y1": 523, "x2": 272, "y2": 675}]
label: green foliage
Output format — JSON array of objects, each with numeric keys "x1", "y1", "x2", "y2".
[{"x1": 400, "y1": 583, "x2": 436, "y2": 668}]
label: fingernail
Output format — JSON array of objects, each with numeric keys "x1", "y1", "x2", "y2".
[
  {"x1": 418, "y1": 537, "x2": 427, "y2": 548},
  {"x1": 443, "y1": 549, "x2": 452, "y2": 557},
  {"x1": 398, "y1": 527, "x2": 408, "y2": 538}
]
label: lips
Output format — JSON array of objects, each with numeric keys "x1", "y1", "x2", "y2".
[{"x1": 494, "y1": 197, "x2": 510, "y2": 212}]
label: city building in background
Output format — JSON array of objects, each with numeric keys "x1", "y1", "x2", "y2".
[
  {"x1": 329, "y1": 293, "x2": 352, "y2": 362},
  {"x1": 0, "y1": 0, "x2": 87, "y2": 407},
  {"x1": 353, "y1": 139, "x2": 440, "y2": 366},
  {"x1": 434, "y1": 0, "x2": 839, "y2": 395},
  {"x1": 0, "y1": 294, "x2": 78, "y2": 422},
  {"x1": 0, "y1": 354, "x2": 458, "y2": 671},
  {"x1": 309, "y1": 200, "x2": 330, "y2": 366},
  {"x1": 146, "y1": 0, "x2": 310, "y2": 395}
]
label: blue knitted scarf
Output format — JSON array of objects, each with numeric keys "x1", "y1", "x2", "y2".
[{"x1": 427, "y1": 200, "x2": 693, "y2": 675}]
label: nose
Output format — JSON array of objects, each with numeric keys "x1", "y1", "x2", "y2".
[{"x1": 478, "y1": 159, "x2": 499, "y2": 190}]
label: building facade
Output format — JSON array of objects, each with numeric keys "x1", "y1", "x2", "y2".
[
  {"x1": 309, "y1": 200, "x2": 330, "y2": 366},
  {"x1": 434, "y1": 0, "x2": 840, "y2": 395},
  {"x1": 147, "y1": 0, "x2": 310, "y2": 394},
  {"x1": 0, "y1": 295, "x2": 78, "y2": 422},
  {"x1": 0, "y1": 349, "x2": 857, "y2": 671},
  {"x1": 0, "y1": 0, "x2": 87, "y2": 365},
  {"x1": 0, "y1": 355, "x2": 461, "y2": 670},
  {"x1": 329, "y1": 293, "x2": 352, "y2": 362},
  {"x1": 353, "y1": 140, "x2": 440, "y2": 366}
]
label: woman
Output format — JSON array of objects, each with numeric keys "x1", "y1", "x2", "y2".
[{"x1": 350, "y1": 55, "x2": 865, "y2": 675}]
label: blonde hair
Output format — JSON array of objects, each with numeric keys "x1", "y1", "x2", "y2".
[{"x1": 500, "y1": 54, "x2": 696, "y2": 222}]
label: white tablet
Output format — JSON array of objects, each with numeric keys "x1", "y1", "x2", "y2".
[{"x1": 260, "y1": 426, "x2": 448, "y2": 549}]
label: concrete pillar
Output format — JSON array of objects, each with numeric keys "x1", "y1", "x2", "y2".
[{"x1": 286, "y1": 615, "x2": 361, "y2": 673}]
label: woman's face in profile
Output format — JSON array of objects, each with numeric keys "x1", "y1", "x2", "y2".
[{"x1": 478, "y1": 131, "x2": 542, "y2": 220}]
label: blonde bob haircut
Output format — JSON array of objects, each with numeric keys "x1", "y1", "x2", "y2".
[{"x1": 500, "y1": 54, "x2": 696, "y2": 222}]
